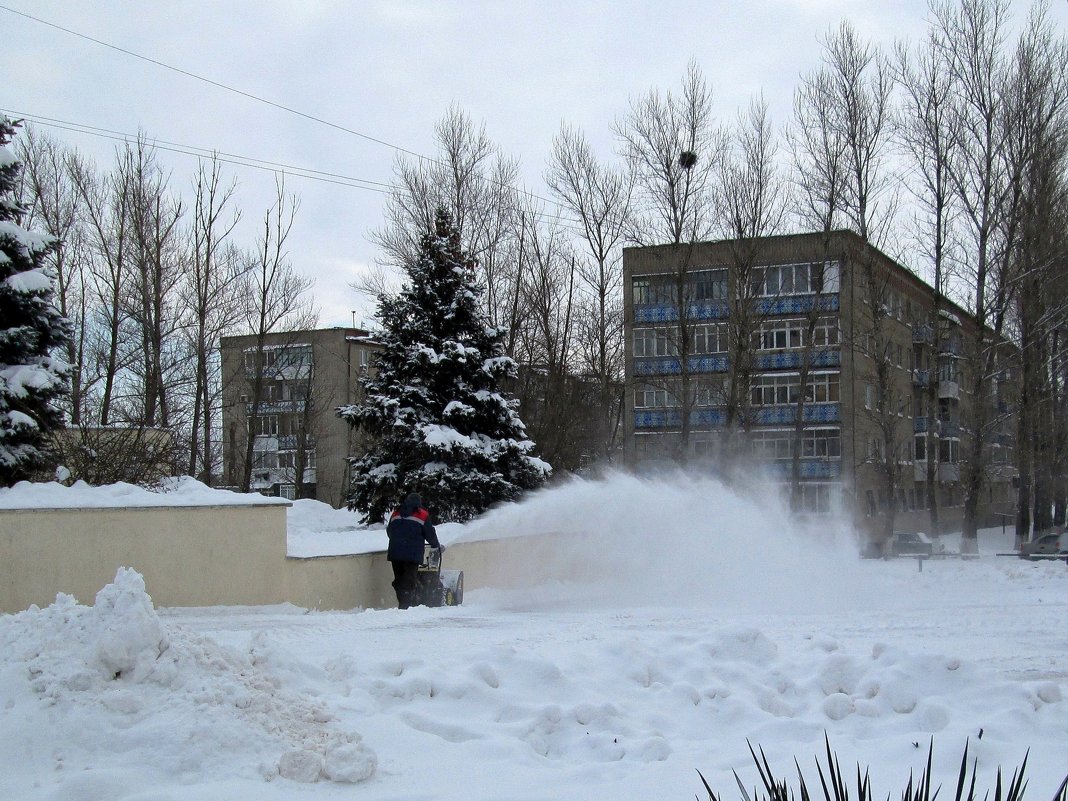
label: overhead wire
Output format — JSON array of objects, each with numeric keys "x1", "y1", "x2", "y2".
[
  {"x1": 0, "y1": 3, "x2": 587, "y2": 228},
  {"x1": 2, "y1": 109, "x2": 393, "y2": 194},
  {"x1": 4, "y1": 109, "x2": 588, "y2": 235}
]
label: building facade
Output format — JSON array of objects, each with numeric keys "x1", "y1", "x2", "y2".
[
  {"x1": 220, "y1": 327, "x2": 378, "y2": 507},
  {"x1": 623, "y1": 231, "x2": 1015, "y2": 541}
]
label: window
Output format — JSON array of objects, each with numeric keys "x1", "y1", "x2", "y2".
[
  {"x1": 864, "y1": 384, "x2": 874, "y2": 410},
  {"x1": 249, "y1": 415, "x2": 278, "y2": 436},
  {"x1": 939, "y1": 356, "x2": 958, "y2": 383},
  {"x1": 806, "y1": 372, "x2": 840, "y2": 403},
  {"x1": 253, "y1": 451, "x2": 278, "y2": 470},
  {"x1": 751, "y1": 429, "x2": 793, "y2": 460},
  {"x1": 754, "y1": 262, "x2": 840, "y2": 297},
  {"x1": 759, "y1": 319, "x2": 804, "y2": 350},
  {"x1": 633, "y1": 328, "x2": 674, "y2": 357},
  {"x1": 632, "y1": 276, "x2": 676, "y2": 305},
  {"x1": 914, "y1": 434, "x2": 927, "y2": 461},
  {"x1": 795, "y1": 483, "x2": 834, "y2": 514},
  {"x1": 812, "y1": 317, "x2": 840, "y2": 347},
  {"x1": 692, "y1": 268, "x2": 728, "y2": 300},
  {"x1": 634, "y1": 386, "x2": 676, "y2": 408},
  {"x1": 694, "y1": 380, "x2": 724, "y2": 406},
  {"x1": 750, "y1": 372, "x2": 839, "y2": 407},
  {"x1": 632, "y1": 278, "x2": 651, "y2": 305},
  {"x1": 693, "y1": 324, "x2": 728, "y2": 354},
  {"x1": 751, "y1": 373, "x2": 800, "y2": 406},
  {"x1": 243, "y1": 348, "x2": 278, "y2": 372},
  {"x1": 869, "y1": 436, "x2": 885, "y2": 461},
  {"x1": 939, "y1": 438, "x2": 959, "y2": 464},
  {"x1": 801, "y1": 427, "x2": 841, "y2": 458}
]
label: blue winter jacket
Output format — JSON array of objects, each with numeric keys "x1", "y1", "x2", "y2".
[{"x1": 386, "y1": 502, "x2": 441, "y2": 563}]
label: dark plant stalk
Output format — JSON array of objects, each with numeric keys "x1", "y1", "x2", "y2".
[{"x1": 697, "y1": 738, "x2": 1066, "y2": 801}]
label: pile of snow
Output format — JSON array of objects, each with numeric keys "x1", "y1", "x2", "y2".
[{"x1": 0, "y1": 568, "x2": 375, "y2": 789}]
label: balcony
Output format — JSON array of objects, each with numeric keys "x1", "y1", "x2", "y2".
[
  {"x1": 754, "y1": 350, "x2": 840, "y2": 370},
  {"x1": 277, "y1": 434, "x2": 317, "y2": 450},
  {"x1": 634, "y1": 403, "x2": 841, "y2": 430},
  {"x1": 913, "y1": 325, "x2": 934, "y2": 345},
  {"x1": 938, "y1": 380, "x2": 959, "y2": 400},
  {"x1": 246, "y1": 399, "x2": 307, "y2": 414},
  {"x1": 914, "y1": 417, "x2": 960, "y2": 437},
  {"x1": 912, "y1": 369, "x2": 929, "y2": 387},
  {"x1": 765, "y1": 460, "x2": 842, "y2": 479},
  {"x1": 913, "y1": 461, "x2": 961, "y2": 482}
]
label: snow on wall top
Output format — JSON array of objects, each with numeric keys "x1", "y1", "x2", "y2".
[{"x1": 0, "y1": 476, "x2": 291, "y2": 510}]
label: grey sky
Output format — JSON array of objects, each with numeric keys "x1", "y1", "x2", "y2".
[{"x1": 4, "y1": 1, "x2": 1060, "y2": 326}]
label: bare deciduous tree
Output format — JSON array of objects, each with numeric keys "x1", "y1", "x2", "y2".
[
  {"x1": 546, "y1": 123, "x2": 631, "y2": 459},
  {"x1": 237, "y1": 176, "x2": 317, "y2": 492},
  {"x1": 185, "y1": 156, "x2": 244, "y2": 482}
]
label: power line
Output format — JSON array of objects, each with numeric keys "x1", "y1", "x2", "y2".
[
  {"x1": 0, "y1": 4, "x2": 423, "y2": 162},
  {"x1": 0, "y1": 3, "x2": 582, "y2": 220},
  {"x1": 4, "y1": 109, "x2": 587, "y2": 234},
  {"x1": 3, "y1": 109, "x2": 393, "y2": 194}
]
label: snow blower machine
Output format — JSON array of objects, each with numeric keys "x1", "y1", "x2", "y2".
[{"x1": 416, "y1": 545, "x2": 464, "y2": 607}]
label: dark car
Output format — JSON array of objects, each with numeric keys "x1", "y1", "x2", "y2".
[
  {"x1": 890, "y1": 531, "x2": 934, "y2": 557},
  {"x1": 1019, "y1": 532, "x2": 1063, "y2": 560}
]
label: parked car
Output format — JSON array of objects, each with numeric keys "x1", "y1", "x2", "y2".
[
  {"x1": 890, "y1": 531, "x2": 935, "y2": 557},
  {"x1": 1019, "y1": 532, "x2": 1063, "y2": 560}
]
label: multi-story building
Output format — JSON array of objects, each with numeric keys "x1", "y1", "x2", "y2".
[
  {"x1": 220, "y1": 327, "x2": 378, "y2": 507},
  {"x1": 623, "y1": 230, "x2": 1015, "y2": 541}
]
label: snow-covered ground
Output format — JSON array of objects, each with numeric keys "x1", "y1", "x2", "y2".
[{"x1": 1, "y1": 473, "x2": 1066, "y2": 801}]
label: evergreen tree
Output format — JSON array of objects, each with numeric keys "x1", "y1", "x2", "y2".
[
  {"x1": 340, "y1": 207, "x2": 549, "y2": 522},
  {"x1": 0, "y1": 117, "x2": 71, "y2": 485}
]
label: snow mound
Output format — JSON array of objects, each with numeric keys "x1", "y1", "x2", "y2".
[{"x1": 0, "y1": 568, "x2": 375, "y2": 785}]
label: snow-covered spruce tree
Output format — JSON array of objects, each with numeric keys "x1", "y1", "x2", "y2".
[
  {"x1": 339, "y1": 207, "x2": 549, "y2": 523},
  {"x1": 0, "y1": 117, "x2": 70, "y2": 485}
]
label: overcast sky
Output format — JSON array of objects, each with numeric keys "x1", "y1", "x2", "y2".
[{"x1": 4, "y1": 1, "x2": 1063, "y2": 328}]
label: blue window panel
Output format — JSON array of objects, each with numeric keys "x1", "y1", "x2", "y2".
[
  {"x1": 633, "y1": 356, "x2": 729, "y2": 375},
  {"x1": 752, "y1": 350, "x2": 841, "y2": 370},
  {"x1": 687, "y1": 301, "x2": 729, "y2": 320},
  {"x1": 690, "y1": 355, "x2": 729, "y2": 372},
  {"x1": 755, "y1": 352, "x2": 801, "y2": 370},
  {"x1": 634, "y1": 305, "x2": 676, "y2": 323},
  {"x1": 756, "y1": 295, "x2": 840, "y2": 316},
  {"x1": 913, "y1": 370, "x2": 929, "y2": 387},
  {"x1": 812, "y1": 350, "x2": 841, "y2": 367},
  {"x1": 634, "y1": 358, "x2": 682, "y2": 375},
  {"x1": 692, "y1": 409, "x2": 727, "y2": 426},
  {"x1": 634, "y1": 301, "x2": 729, "y2": 323},
  {"x1": 634, "y1": 410, "x2": 682, "y2": 428},
  {"x1": 765, "y1": 461, "x2": 842, "y2": 479},
  {"x1": 633, "y1": 408, "x2": 726, "y2": 428},
  {"x1": 753, "y1": 403, "x2": 841, "y2": 425},
  {"x1": 914, "y1": 417, "x2": 928, "y2": 433}
]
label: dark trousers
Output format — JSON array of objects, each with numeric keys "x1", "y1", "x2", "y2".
[{"x1": 391, "y1": 561, "x2": 419, "y2": 609}]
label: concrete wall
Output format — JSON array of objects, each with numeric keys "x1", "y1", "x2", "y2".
[
  {"x1": 0, "y1": 504, "x2": 289, "y2": 612},
  {"x1": 1, "y1": 503, "x2": 554, "y2": 614}
]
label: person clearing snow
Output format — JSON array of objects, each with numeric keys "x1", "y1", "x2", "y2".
[{"x1": 385, "y1": 492, "x2": 442, "y2": 609}]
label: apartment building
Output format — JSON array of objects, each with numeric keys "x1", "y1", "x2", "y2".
[
  {"x1": 220, "y1": 327, "x2": 378, "y2": 507},
  {"x1": 623, "y1": 230, "x2": 1016, "y2": 539}
]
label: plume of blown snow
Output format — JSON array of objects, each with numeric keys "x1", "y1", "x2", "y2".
[{"x1": 457, "y1": 470, "x2": 867, "y2": 614}]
